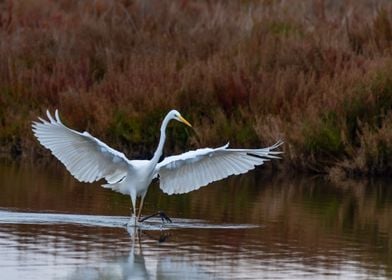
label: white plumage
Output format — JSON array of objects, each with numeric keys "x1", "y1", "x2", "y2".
[
  {"x1": 32, "y1": 109, "x2": 282, "y2": 224},
  {"x1": 157, "y1": 142, "x2": 282, "y2": 195},
  {"x1": 33, "y1": 110, "x2": 130, "y2": 184}
]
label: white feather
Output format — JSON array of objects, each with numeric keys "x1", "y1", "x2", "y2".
[
  {"x1": 155, "y1": 141, "x2": 283, "y2": 194},
  {"x1": 32, "y1": 110, "x2": 131, "y2": 184}
]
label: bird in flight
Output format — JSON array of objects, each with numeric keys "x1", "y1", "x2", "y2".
[{"x1": 32, "y1": 110, "x2": 283, "y2": 225}]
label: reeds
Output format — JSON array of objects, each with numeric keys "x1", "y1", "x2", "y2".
[{"x1": 0, "y1": 0, "x2": 391, "y2": 176}]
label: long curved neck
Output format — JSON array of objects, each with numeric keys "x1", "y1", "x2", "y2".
[{"x1": 151, "y1": 114, "x2": 171, "y2": 164}]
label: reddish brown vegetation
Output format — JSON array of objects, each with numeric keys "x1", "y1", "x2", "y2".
[{"x1": 0, "y1": 0, "x2": 391, "y2": 176}]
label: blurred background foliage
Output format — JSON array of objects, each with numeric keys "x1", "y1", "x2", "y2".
[{"x1": 0, "y1": 0, "x2": 391, "y2": 176}]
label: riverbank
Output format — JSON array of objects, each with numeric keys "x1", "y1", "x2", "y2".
[{"x1": 0, "y1": 1, "x2": 392, "y2": 177}]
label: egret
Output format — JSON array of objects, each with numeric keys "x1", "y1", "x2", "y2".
[{"x1": 32, "y1": 110, "x2": 283, "y2": 225}]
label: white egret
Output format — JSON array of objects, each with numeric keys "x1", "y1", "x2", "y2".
[{"x1": 32, "y1": 109, "x2": 283, "y2": 225}]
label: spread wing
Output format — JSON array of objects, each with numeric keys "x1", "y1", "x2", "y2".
[
  {"x1": 155, "y1": 140, "x2": 283, "y2": 195},
  {"x1": 32, "y1": 110, "x2": 131, "y2": 184}
]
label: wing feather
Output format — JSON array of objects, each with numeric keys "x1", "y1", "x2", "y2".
[
  {"x1": 32, "y1": 110, "x2": 131, "y2": 184},
  {"x1": 156, "y1": 141, "x2": 283, "y2": 194}
]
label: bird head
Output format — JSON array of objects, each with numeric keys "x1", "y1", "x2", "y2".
[{"x1": 170, "y1": 110, "x2": 192, "y2": 128}]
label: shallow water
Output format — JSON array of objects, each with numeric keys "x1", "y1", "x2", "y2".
[{"x1": 0, "y1": 161, "x2": 392, "y2": 279}]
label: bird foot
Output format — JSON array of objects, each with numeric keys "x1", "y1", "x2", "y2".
[
  {"x1": 158, "y1": 211, "x2": 172, "y2": 223},
  {"x1": 139, "y1": 211, "x2": 172, "y2": 223}
]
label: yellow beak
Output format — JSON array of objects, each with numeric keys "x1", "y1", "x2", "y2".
[{"x1": 179, "y1": 115, "x2": 192, "y2": 128}]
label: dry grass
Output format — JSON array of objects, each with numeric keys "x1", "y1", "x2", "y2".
[{"x1": 0, "y1": 0, "x2": 392, "y2": 176}]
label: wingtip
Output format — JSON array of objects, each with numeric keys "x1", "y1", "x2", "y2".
[
  {"x1": 46, "y1": 110, "x2": 53, "y2": 123},
  {"x1": 32, "y1": 113, "x2": 50, "y2": 130},
  {"x1": 31, "y1": 121, "x2": 39, "y2": 129},
  {"x1": 38, "y1": 117, "x2": 47, "y2": 123},
  {"x1": 272, "y1": 140, "x2": 284, "y2": 149},
  {"x1": 54, "y1": 109, "x2": 62, "y2": 124},
  {"x1": 45, "y1": 109, "x2": 61, "y2": 124}
]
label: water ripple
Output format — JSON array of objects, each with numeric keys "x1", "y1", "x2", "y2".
[{"x1": 0, "y1": 209, "x2": 259, "y2": 231}]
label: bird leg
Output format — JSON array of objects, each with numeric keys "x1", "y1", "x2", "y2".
[
  {"x1": 137, "y1": 196, "x2": 145, "y2": 222},
  {"x1": 127, "y1": 195, "x2": 137, "y2": 227},
  {"x1": 139, "y1": 211, "x2": 172, "y2": 223}
]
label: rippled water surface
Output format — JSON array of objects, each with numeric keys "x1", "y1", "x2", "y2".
[{"x1": 1, "y1": 161, "x2": 392, "y2": 279}]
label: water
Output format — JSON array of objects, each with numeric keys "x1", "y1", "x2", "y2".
[{"x1": 0, "y1": 161, "x2": 392, "y2": 279}]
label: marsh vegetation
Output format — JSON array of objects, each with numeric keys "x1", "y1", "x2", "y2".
[{"x1": 0, "y1": 0, "x2": 391, "y2": 176}]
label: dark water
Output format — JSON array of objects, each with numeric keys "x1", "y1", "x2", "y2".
[{"x1": 0, "y1": 161, "x2": 392, "y2": 279}]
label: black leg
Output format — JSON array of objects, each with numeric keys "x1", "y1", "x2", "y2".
[
  {"x1": 139, "y1": 211, "x2": 172, "y2": 223},
  {"x1": 158, "y1": 211, "x2": 172, "y2": 223}
]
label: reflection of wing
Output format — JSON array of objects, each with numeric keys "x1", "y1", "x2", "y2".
[
  {"x1": 67, "y1": 230, "x2": 209, "y2": 280},
  {"x1": 155, "y1": 141, "x2": 283, "y2": 194},
  {"x1": 32, "y1": 110, "x2": 131, "y2": 184}
]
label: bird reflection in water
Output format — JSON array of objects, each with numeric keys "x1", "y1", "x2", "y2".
[{"x1": 68, "y1": 228, "x2": 210, "y2": 280}]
